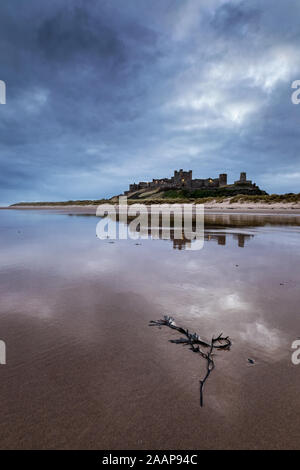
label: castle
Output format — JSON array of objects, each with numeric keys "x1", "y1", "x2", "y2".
[{"x1": 125, "y1": 170, "x2": 260, "y2": 194}]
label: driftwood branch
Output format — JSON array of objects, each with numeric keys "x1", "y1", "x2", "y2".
[{"x1": 149, "y1": 316, "x2": 231, "y2": 407}]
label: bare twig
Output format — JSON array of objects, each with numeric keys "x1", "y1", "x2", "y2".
[{"x1": 149, "y1": 316, "x2": 231, "y2": 407}]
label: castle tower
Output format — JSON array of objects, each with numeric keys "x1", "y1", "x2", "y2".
[
  {"x1": 219, "y1": 173, "x2": 227, "y2": 187},
  {"x1": 240, "y1": 172, "x2": 247, "y2": 183},
  {"x1": 173, "y1": 169, "x2": 192, "y2": 188}
]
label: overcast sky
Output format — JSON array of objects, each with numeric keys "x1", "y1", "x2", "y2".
[{"x1": 0, "y1": 0, "x2": 300, "y2": 204}]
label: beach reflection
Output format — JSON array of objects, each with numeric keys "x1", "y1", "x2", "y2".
[{"x1": 0, "y1": 209, "x2": 299, "y2": 449}]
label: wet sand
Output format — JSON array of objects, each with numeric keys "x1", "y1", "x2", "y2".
[{"x1": 0, "y1": 209, "x2": 299, "y2": 449}]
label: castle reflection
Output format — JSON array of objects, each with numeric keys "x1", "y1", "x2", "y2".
[
  {"x1": 128, "y1": 224, "x2": 254, "y2": 250},
  {"x1": 170, "y1": 231, "x2": 253, "y2": 250}
]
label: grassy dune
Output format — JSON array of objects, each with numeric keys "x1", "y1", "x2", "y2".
[{"x1": 10, "y1": 192, "x2": 300, "y2": 207}]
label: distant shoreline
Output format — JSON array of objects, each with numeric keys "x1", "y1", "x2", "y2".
[{"x1": 3, "y1": 202, "x2": 300, "y2": 215}]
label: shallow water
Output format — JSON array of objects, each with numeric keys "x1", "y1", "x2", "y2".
[{"x1": 0, "y1": 209, "x2": 299, "y2": 449}]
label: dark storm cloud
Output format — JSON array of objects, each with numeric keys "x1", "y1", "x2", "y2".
[
  {"x1": 0, "y1": 0, "x2": 300, "y2": 204},
  {"x1": 37, "y1": 5, "x2": 125, "y2": 64},
  {"x1": 211, "y1": 2, "x2": 260, "y2": 36}
]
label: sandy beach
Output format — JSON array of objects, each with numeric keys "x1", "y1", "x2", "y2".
[
  {"x1": 5, "y1": 201, "x2": 300, "y2": 214},
  {"x1": 0, "y1": 208, "x2": 299, "y2": 449}
]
